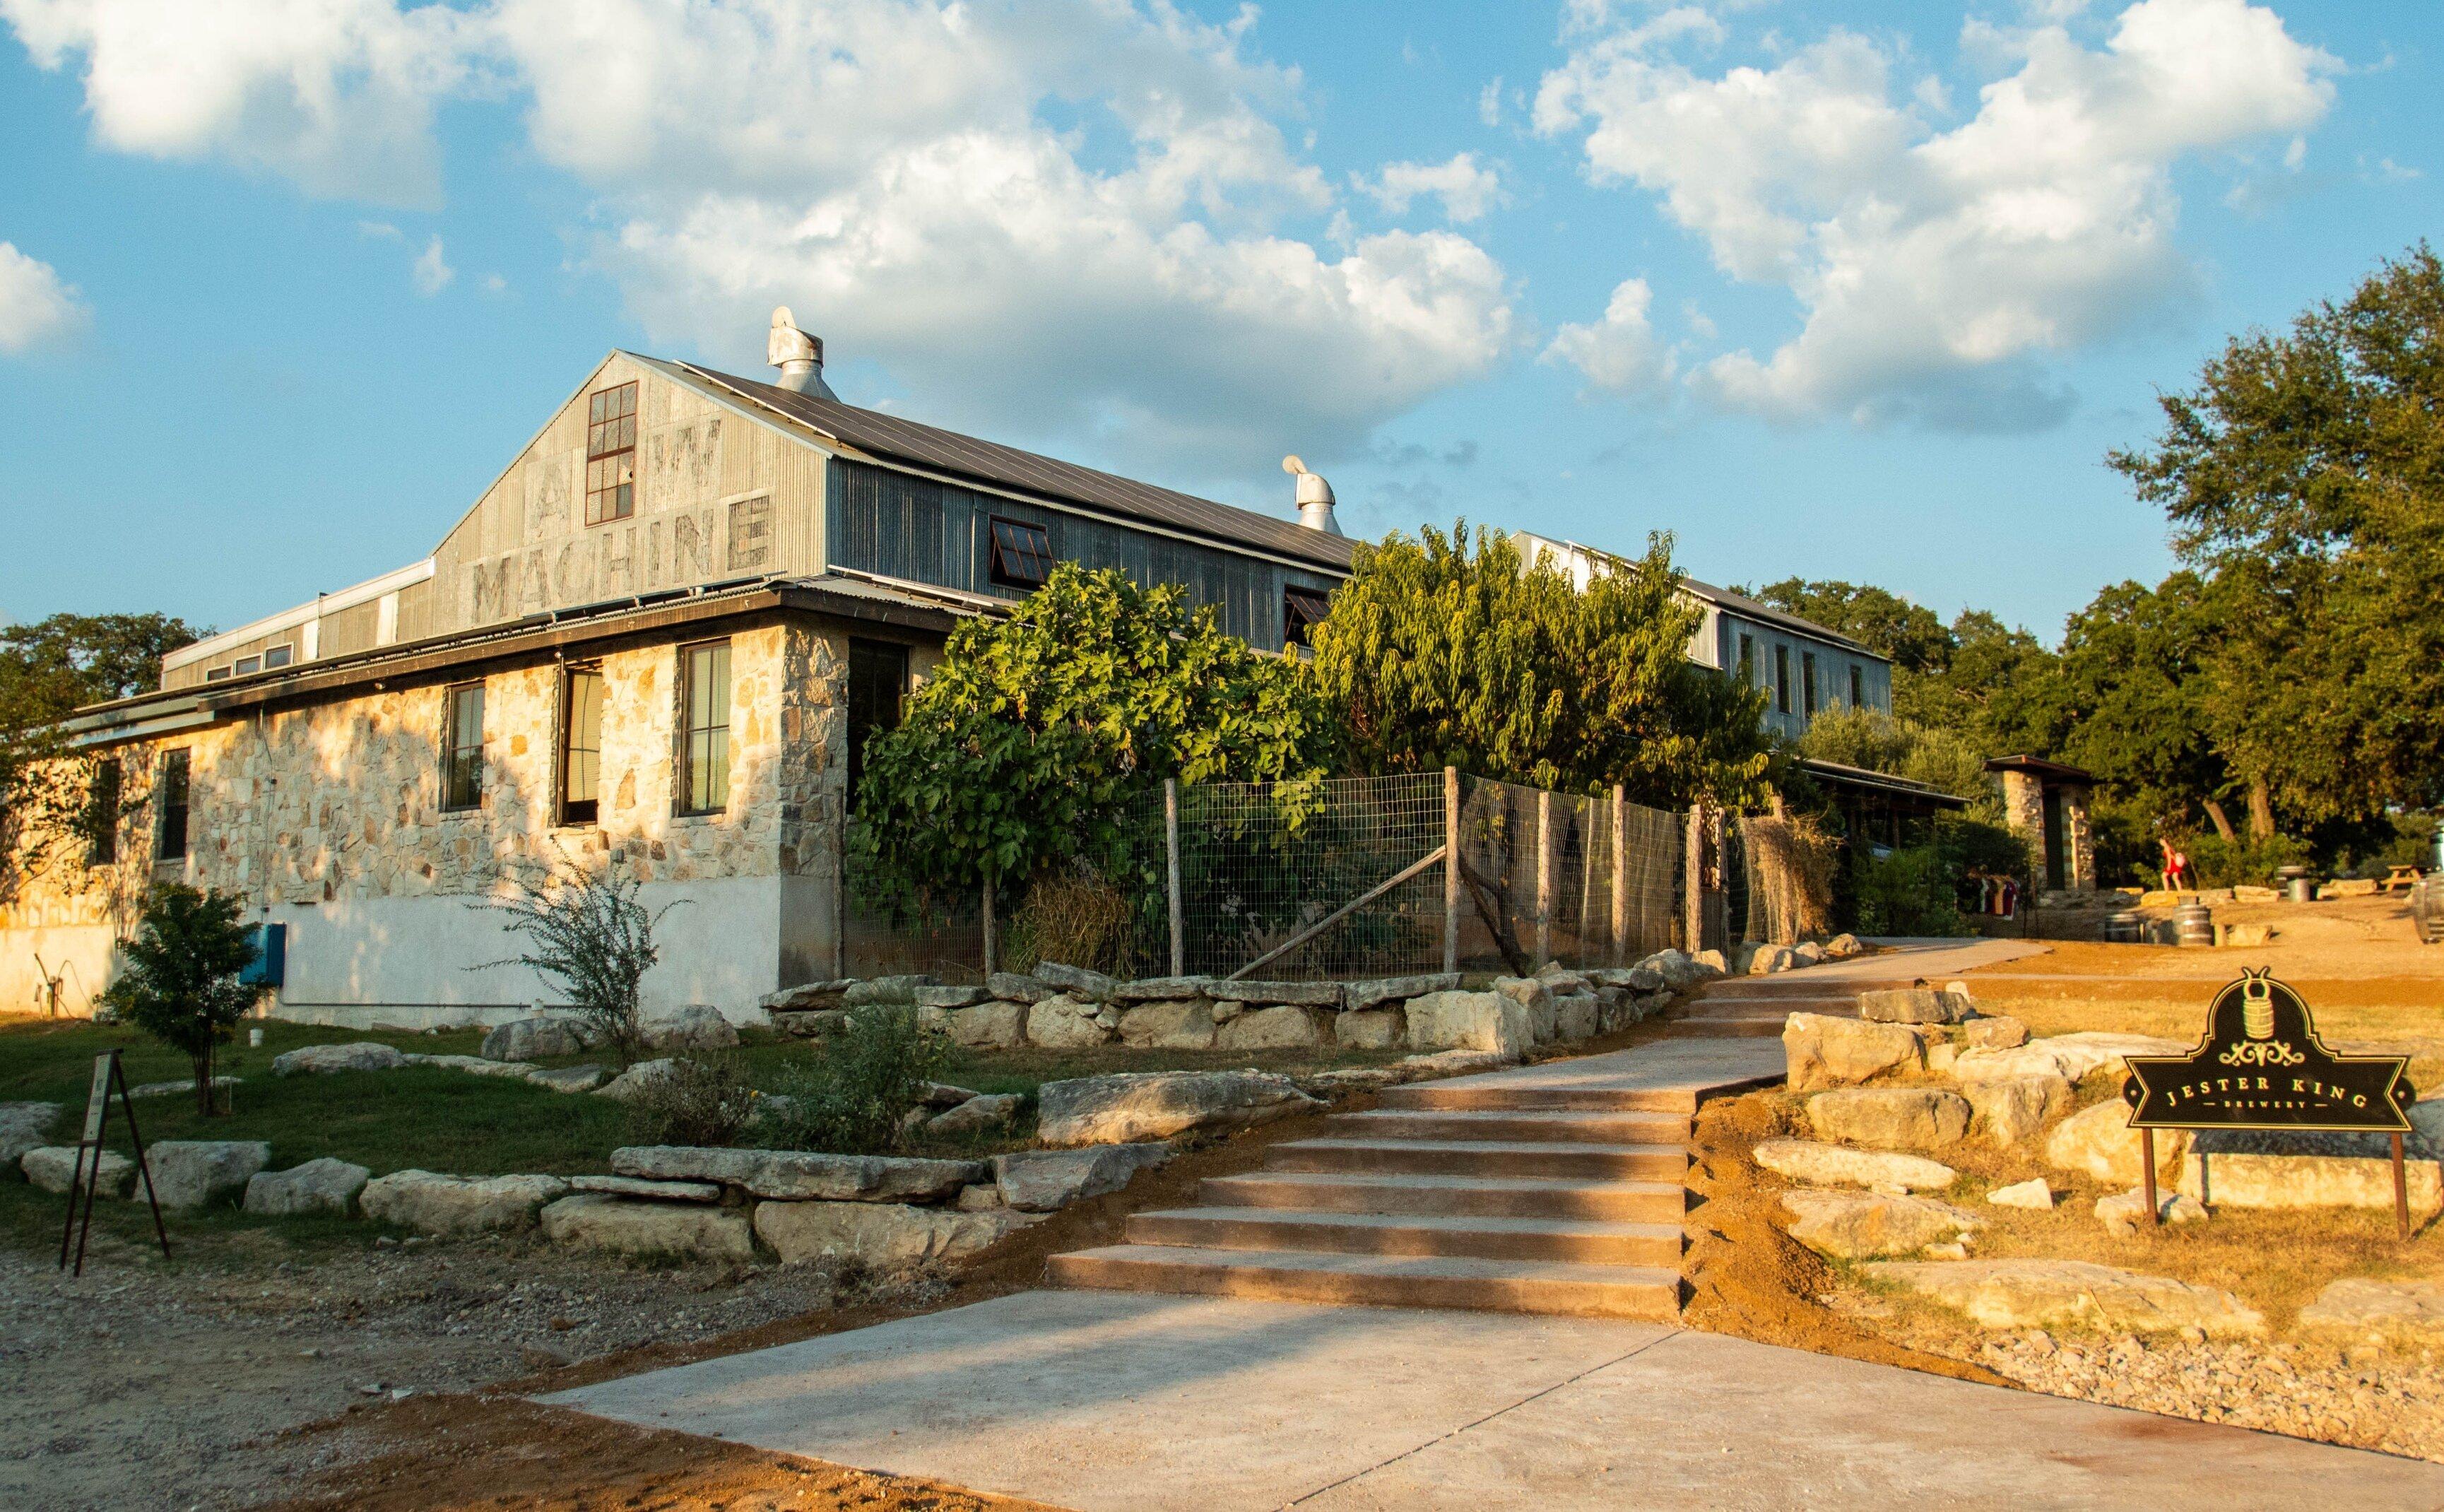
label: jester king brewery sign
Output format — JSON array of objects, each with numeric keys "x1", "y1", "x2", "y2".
[{"x1": 2120, "y1": 969, "x2": 2416, "y2": 1133}]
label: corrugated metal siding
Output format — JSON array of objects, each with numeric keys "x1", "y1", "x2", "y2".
[{"x1": 319, "y1": 599, "x2": 382, "y2": 659}]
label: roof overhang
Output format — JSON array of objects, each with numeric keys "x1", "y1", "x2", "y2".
[
  {"x1": 1801, "y1": 758, "x2": 1971, "y2": 810},
  {"x1": 1984, "y1": 754, "x2": 2096, "y2": 786}
]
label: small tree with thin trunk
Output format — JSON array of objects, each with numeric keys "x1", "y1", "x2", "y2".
[
  {"x1": 477, "y1": 861, "x2": 675, "y2": 1068},
  {"x1": 99, "y1": 882, "x2": 259, "y2": 1115}
]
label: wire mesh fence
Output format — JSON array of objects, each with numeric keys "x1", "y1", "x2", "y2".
[{"x1": 843, "y1": 770, "x2": 1692, "y2": 982}]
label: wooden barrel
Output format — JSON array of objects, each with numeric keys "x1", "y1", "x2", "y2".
[
  {"x1": 2105, "y1": 912, "x2": 2142, "y2": 944},
  {"x1": 2174, "y1": 903, "x2": 2214, "y2": 947}
]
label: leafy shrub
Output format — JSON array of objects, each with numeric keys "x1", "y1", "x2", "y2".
[
  {"x1": 97, "y1": 882, "x2": 259, "y2": 1115},
  {"x1": 1849, "y1": 846, "x2": 1973, "y2": 937},
  {"x1": 478, "y1": 861, "x2": 677, "y2": 1067},
  {"x1": 2181, "y1": 832, "x2": 2313, "y2": 887},
  {"x1": 756, "y1": 1006, "x2": 949, "y2": 1155},
  {"x1": 625, "y1": 1053, "x2": 761, "y2": 1147}
]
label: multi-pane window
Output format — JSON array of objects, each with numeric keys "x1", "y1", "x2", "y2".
[
  {"x1": 846, "y1": 639, "x2": 909, "y2": 813},
  {"x1": 677, "y1": 641, "x2": 732, "y2": 815},
  {"x1": 158, "y1": 750, "x2": 191, "y2": 863},
  {"x1": 1802, "y1": 651, "x2": 1819, "y2": 717},
  {"x1": 1282, "y1": 586, "x2": 1331, "y2": 649},
  {"x1": 560, "y1": 666, "x2": 603, "y2": 826},
  {"x1": 986, "y1": 517, "x2": 1055, "y2": 591},
  {"x1": 264, "y1": 644, "x2": 293, "y2": 669},
  {"x1": 586, "y1": 382, "x2": 638, "y2": 526},
  {"x1": 1773, "y1": 646, "x2": 1791, "y2": 714},
  {"x1": 86, "y1": 758, "x2": 121, "y2": 866},
  {"x1": 1850, "y1": 665, "x2": 1865, "y2": 709},
  {"x1": 442, "y1": 681, "x2": 485, "y2": 811},
  {"x1": 1737, "y1": 632, "x2": 1756, "y2": 685},
  {"x1": 234, "y1": 654, "x2": 261, "y2": 676}
]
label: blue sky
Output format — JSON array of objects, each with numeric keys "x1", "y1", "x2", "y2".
[{"x1": 1, "y1": 0, "x2": 2435, "y2": 644}]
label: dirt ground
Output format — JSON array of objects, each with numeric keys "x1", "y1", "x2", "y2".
[{"x1": 0, "y1": 1099, "x2": 1348, "y2": 1512}]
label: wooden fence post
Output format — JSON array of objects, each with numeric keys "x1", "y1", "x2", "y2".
[
  {"x1": 1535, "y1": 789, "x2": 1554, "y2": 968},
  {"x1": 1165, "y1": 777, "x2": 1184, "y2": 978},
  {"x1": 1684, "y1": 801, "x2": 1708, "y2": 955},
  {"x1": 1443, "y1": 767, "x2": 1461, "y2": 974},
  {"x1": 1612, "y1": 784, "x2": 1628, "y2": 965}
]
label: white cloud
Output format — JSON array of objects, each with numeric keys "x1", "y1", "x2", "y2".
[
  {"x1": 1478, "y1": 77, "x2": 1504, "y2": 127},
  {"x1": 411, "y1": 233, "x2": 452, "y2": 295},
  {"x1": 6, "y1": 0, "x2": 1515, "y2": 475},
  {"x1": 1537, "y1": 0, "x2": 2337, "y2": 427},
  {"x1": 1544, "y1": 276, "x2": 1675, "y2": 398},
  {"x1": 1359, "y1": 153, "x2": 1505, "y2": 223},
  {"x1": 0, "y1": 242, "x2": 87, "y2": 352}
]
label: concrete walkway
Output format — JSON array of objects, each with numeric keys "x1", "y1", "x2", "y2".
[{"x1": 549, "y1": 1290, "x2": 2444, "y2": 1511}]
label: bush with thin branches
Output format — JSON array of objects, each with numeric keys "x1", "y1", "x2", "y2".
[{"x1": 477, "y1": 861, "x2": 676, "y2": 1068}]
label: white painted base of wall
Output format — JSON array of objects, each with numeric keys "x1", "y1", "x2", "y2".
[
  {"x1": 266, "y1": 878, "x2": 786, "y2": 1025},
  {"x1": 0, "y1": 923, "x2": 115, "y2": 1017}
]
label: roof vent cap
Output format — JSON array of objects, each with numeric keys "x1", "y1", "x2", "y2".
[
  {"x1": 1282, "y1": 455, "x2": 1342, "y2": 536},
  {"x1": 767, "y1": 307, "x2": 838, "y2": 399}
]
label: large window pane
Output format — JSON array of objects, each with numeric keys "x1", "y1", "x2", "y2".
[
  {"x1": 560, "y1": 667, "x2": 603, "y2": 825},
  {"x1": 846, "y1": 638, "x2": 909, "y2": 812},
  {"x1": 678, "y1": 642, "x2": 731, "y2": 814},
  {"x1": 442, "y1": 682, "x2": 485, "y2": 810},
  {"x1": 156, "y1": 750, "x2": 189, "y2": 862}
]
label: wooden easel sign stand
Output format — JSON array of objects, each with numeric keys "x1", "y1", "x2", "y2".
[
  {"x1": 57, "y1": 1049, "x2": 172, "y2": 1276},
  {"x1": 2122, "y1": 970, "x2": 2418, "y2": 1239}
]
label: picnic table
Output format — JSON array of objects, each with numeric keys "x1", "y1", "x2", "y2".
[{"x1": 2386, "y1": 865, "x2": 2425, "y2": 894}]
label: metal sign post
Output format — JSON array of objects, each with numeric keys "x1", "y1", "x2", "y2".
[
  {"x1": 2123, "y1": 970, "x2": 2417, "y2": 1239},
  {"x1": 57, "y1": 1049, "x2": 172, "y2": 1276}
]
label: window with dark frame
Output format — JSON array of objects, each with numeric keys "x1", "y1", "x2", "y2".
[
  {"x1": 677, "y1": 641, "x2": 732, "y2": 815},
  {"x1": 585, "y1": 381, "x2": 638, "y2": 526},
  {"x1": 1737, "y1": 632, "x2": 1755, "y2": 684},
  {"x1": 1282, "y1": 585, "x2": 1331, "y2": 648},
  {"x1": 442, "y1": 681, "x2": 485, "y2": 811},
  {"x1": 846, "y1": 639, "x2": 909, "y2": 813},
  {"x1": 1850, "y1": 665, "x2": 1865, "y2": 709},
  {"x1": 1802, "y1": 651, "x2": 1819, "y2": 716},
  {"x1": 206, "y1": 666, "x2": 232, "y2": 683},
  {"x1": 1773, "y1": 645, "x2": 1791, "y2": 714},
  {"x1": 234, "y1": 654, "x2": 261, "y2": 676},
  {"x1": 157, "y1": 750, "x2": 190, "y2": 863},
  {"x1": 264, "y1": 644, "x2": 293, "y2": 669},
  {"x1": 86, "y1": 758, "x2": 121, "y2": 866},
  {"x1": 560, "y1": 665, "x2": 603, "y2": 826},
  {"x1": 986, "y1": 516, "x2": 1055, "y2": 591}
]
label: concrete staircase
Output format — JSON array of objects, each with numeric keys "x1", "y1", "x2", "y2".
[
  {"x1": 1047, "y1": 1077, "x2": 1708, "y2": 1321},
  {"x1": 1663, "y1": 974, "x2": 1891, "y2": 1039}
]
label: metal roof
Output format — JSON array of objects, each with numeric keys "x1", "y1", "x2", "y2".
[
  {"x1": 1800, "y1": 758, "x2": 1971, "y2": 809},
  {"x1": 656, "y1": 358, "x2": 1358, "y2": 575},
  {"x1": 1984, "y1": 754, "x2": 2097, "y2": 785},
  {"x1": 1680, "y1": 578, "x2": 1879, "y2": 659}
]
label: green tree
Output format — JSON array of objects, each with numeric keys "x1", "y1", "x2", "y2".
[
  {"x1": 2112, "y1": 244, "x2": 2444, "y2": 829},
  {"x1": 1741, "y1": 579, "x2": 1954, "y2": 673},
  {"x1": 852, "y1": 562, "x2": 1330, "y2": 902},
  {"x1": 1311, "y1": 524, "x2": 1772, "y2": 806},
  {"x1": 2051, "y1": 573, "x2": 2236, "y2": 840},
  {"x1": 98, "y1": 883, "x2": 259, "y2": 1115}
]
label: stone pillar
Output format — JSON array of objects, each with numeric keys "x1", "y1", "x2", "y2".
[
  {"x1": 1999, "y1": 769, "x2": 2043, "y2": 844},
  {"x1": 2065, "y1": 784, "x2": 2096, "y2": 892}
]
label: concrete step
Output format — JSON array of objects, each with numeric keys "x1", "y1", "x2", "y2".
[
  {"x1": 1048, "y1": 1244, "x2": 1682, "y2": 1320},
  {"x1": 1664, "y1": 1017, "x2": 1790, "y2": 1039},
  {"x1": 1199, "y1": 1170, "x2": 1685, "y2": 1223},
  {"x1": 1326, "y1": 1108, "x2": 1691, "y2": 1146},
  {"x1": 1377, "y1": 1082, "x2": 1699, "y2": 1114},
  {"x1": 1268, "y1": 1138, "x2": 1687, "y2": 1183},
  {"x1": 1126, "y1": 1207, "x2": 1684, "y2": 1266}
]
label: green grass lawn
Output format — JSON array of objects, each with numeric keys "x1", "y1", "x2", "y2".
[{"x1": 0, "y1": 1013, "x2": 1404, "y2": 1260}]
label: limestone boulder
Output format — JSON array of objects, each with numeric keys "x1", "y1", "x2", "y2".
[
  {"x1": 1805, "y1": 1088, "x2": 1971, "y2": 1150},
  {"x1": 1964, "y1": 1076, "x2": 2073, "y2": 1147},
  {"x1": 639, "y1": 1006, "x2": 740, "y2": 1053},
  {"x1": 1111, "y1": 999, "x2": 1210, "y2": 1051},
  {"x1": 1030, "y1": 962, "x2": 1118, "y2": 1003},
  {"x1": 1858, "y1": 988, "x2": 1969, "y2": 1025},
  {"x1": 753, "y1": 1199, "x2": 1039, "y2": 1270},
  {"x1": 986, "y1": 972, "x2": 1053, "y2": 1004},
  {"x1": 127, "y1": 1075, "x2": 242, "y2": 1100},
  {"x1": 360, "y1": 1171, "x2": 569, "y2": 1235},
  {"x1": 274, "y1": 1041, "x2": 408, "y2": 1075},
  {"x1": 993, "y1": 1143, "x2": 1171, "y2": 1212},
  {"x1": 1824, "y1": 933, "x2": 1864, "y2": 959},
  {"x1": 1403, "y1": 991, "x2": 1529, "y2": 1060},
  {"x1": 480, "y1": 1017, "x2": 592, "y2": 1062},
  {"x1": 1752, "y1": 1138, "x2": 1956, "y2": 1193},
  {"x1": 526, "y1": 1065, "x2": 607, "y2": 1093},
  {"x1": 1552, "y1": 993, "x2": 1600, "y2": 1042},
  {"x1": 777, "y1": 1009, "x2": 850, "y2": 1039},
  {"x1": 760, "y1": 979, "x2": 853, "y2": 1013},
  {"x1": 1692, "y1": 948, "x2": 1730, "y2": 975},
  {"x1": 1638, "y1": 949, "x2": 1715, "y2": 989},
  {"x1": 1863, "y1": 1258, "x2": 2264, "y2": 1338},
  {"x1": 2045, "y1": 1100, "x2": 2189, "y2": 1185},
  {"x1": 948, "y1": 1000, "x2": 1027, "y2": 1049},
  {"x1": 610, "y1": 1146, "x2": 984, "y2": 1203},
  {"x1": 1110, "y1": 976, "x2": 1215, "y2": 1004},
  {"x1": 594, "y1": 1058, "x2": 678, "y2": 1102},
  {"x1": 914, "y1": 985, "x2": 991, "y2": 1009},
  {"x1": 22, "y1": 1146, "x2": 131, "y2": 1197},
  {"x1": 244, "y1": 1157, "x2": 371, "y2": 1216},
  {"x1": 1346, "y1": 973, "x2": 1460, "y2": 1011},
  {"x1": 146, "y1": 1140, "x2": 271, "y2": 1210},
  {"x1": 844, "y1": 974, "x2": 937, "y2": 1007},
  {"x1": 405, "y1": 1053, "x2": 537, "y2": 1080},
  {"x1": 1217, "y1": 1004, "x2": 1322, "y2": 1051},
  {"x1": 1492, "y1": 976, "x2": 1553, "y2": 1015},
  {"x1": 1986, "y1": 1178, "x2": 2055, "y2": 1210},
  {"x1": 1748, "y1": 945, "x2": 1800, "y2": 976},
  {"x1": 1335, "y1": 1008, "x2": 1405, "y2": 1050},
  {"x1": 955, "y1": 1183, "x2": 1005, "y2": 1211},
  {"x1": 1783, "y1": 1013, "x2": 1923, "y2": 1093},
  {"x1": 926, "y1": 1093, "x2": 1025, "y2": 1139},
  {"x1": 1791, "y1": 941, "x2": 1826, "y2": 967},
  {"x1": 1957, "y1": 1016, "x2": 2031, "y2": 1051},
  {"x1": 2096, "y1": 1186, "x2": 2208, "y2": 1237},
  {"x1": 567, "y1": 1174, "x2": 723, "y2": 1202},
  {"x1": 2178, "y1": 1150, "x2": 2443, "y2": 1212},
  {"x1": 2298, "y1": 1278, "x2": 2444, "y2": 1343},
  {"x1": 1954, "y1": 1032, "x2": 2187, "y2": 1087},
  {"x1": 1036, "y1": 1070, "x2": 1321, "y2": 1147},
  {"x1": 1781, "y1": 1190, "x2": 1983, "y2": 1259},
  {"x1": 1212, "y1": 979, "x2": 1344, "y2": 1008},
  {"x1": 0, "y1": 1102, "x2": 61, "y2": 1170},
  {"x1": 539, "y1": 1194, "x2": 756, "y2": 1264},
  {"x1": 1027, "y1": 994, "x2": 1111, "y2": 1049}
]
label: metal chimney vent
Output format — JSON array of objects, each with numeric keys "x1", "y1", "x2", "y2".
[
  {"x1": 767, "y1": 307, "x2": 837, "y2": 399},
  {"x1": 1282, "y1": 455, "x2": 1342, "y2": 536}
]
